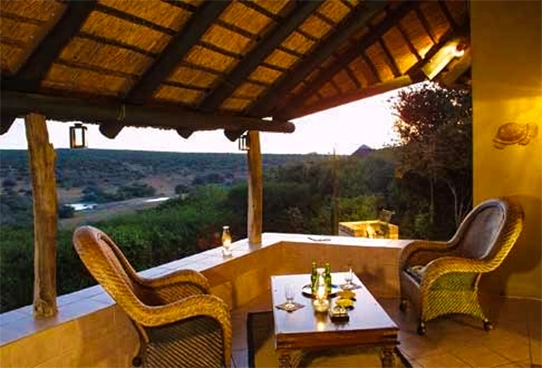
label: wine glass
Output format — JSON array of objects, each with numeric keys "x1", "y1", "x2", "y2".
[
  {"x1": 285, "y1": 284, "x2": 295, "y2": 308},
  {"x1": 343, "y1": 266, "x2": 354, "y2": 289}
]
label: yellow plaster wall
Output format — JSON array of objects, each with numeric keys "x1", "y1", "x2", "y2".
[{"x1": 471, "y1": 1, "x2": 542, "y2": 298}]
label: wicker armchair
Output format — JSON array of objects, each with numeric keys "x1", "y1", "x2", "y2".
[
  {"x1": 399, "y1": 197, "x2": 524, "y2": 335},
  {"x1": 73, "y1": 226, "x2": 232, "y2": 368}
]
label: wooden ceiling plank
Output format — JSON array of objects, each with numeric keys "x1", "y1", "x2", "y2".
[
  {"x1": 249, "y1": 0, "x2": 388, "y2": 116},
  {"x1": 278, "y1": 1, "x2": 415, "y2": 118},
  {"x1": 414, "y1": 4, "x2": 437, "y2": 44},
  {"x1": 11, "y1": 1, "x2": 97, "y2": 83},
  {"x1": 126, "y1": 1, "x2": 230, "y2": 103},
  {"x1": 200, "y1": 0, "x2": 322, "y2": 112},
  {"x1": 378, "y1": 38, "x2": 401, "y2": 77},
  {"x1": 438, "y1": 1, "x2": 458, "y2": 30},
  {"x1": 2, "y1": 90, "x2": 296, "y2": 133}
]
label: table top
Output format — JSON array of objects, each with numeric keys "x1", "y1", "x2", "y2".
[{"x1": 271, "y1": 273, "x2": 398, "y2": 350}]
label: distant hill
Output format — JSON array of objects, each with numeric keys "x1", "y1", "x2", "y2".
[
  {"x1": 351, "y1": 144, "x2": 374, "y2": 157},
  {"x1": 0, "y1": 149, "x2": 326, "y2": 203}
]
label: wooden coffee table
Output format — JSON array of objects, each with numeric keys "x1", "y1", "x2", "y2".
[{"x1": 271, "y1": 273, "x2": 399, "y2": 368}]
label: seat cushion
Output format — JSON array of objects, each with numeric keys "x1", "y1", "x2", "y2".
[{"x1": 405, "y1": 265, "x2": 426, "y2": 283}]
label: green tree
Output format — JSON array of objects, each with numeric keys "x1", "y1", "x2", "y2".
[{"x1": 390, "y1": 82, "x2": 472, "y2": 232}]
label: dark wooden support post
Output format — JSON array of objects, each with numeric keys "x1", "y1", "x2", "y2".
[
  {"x1": 24, "y1": 113, "x2": 58, "y2": 318},
  {"x1": 247, "y1": 131, "x2": 263, "y2": 245}
]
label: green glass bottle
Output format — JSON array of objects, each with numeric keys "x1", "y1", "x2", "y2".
[
  {"x1": 324, "y1": 263, "x2": 332, "y2": 294},
  {"x1": 310, "y1": 261, "x2": 317, "y2": 294}
]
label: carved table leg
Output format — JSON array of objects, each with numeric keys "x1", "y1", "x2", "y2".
[
  {"x1": 277, "y1": 349, "x2": 302, "y2": 368},
  {"x1": 381, "y1": 346, "x2": 395, "y2": 368},
  {"x1": 278, "y1": 350, "x2": 292, "y2": 368}
]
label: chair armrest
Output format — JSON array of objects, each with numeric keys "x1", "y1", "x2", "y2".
[
  {"x1": 138, "y1": 269, "x2": 211, "y2": 293},
  {"x1": 399, "y1": 240, "x2": 454, "y2": 270},
  {"x1": 419, "y1": 256, "x2": 492, "y2": 289}
]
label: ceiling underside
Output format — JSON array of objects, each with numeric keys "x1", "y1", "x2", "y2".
[{"x1": 0, "y1": 0, "x2": 470, "y2": 138}]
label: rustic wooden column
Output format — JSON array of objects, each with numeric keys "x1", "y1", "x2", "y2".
[
  {"x1": 25, "y1": 113, "x2": 58, "y2": 318},
  {"x1": 247, "y1": 131, "x2": 263, "y2": 245}
]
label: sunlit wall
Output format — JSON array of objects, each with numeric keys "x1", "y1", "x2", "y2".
[{"x1": 472, "y1": 1, "x2": 542, "y2": 298}]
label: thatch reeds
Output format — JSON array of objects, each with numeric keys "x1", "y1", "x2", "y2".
[{"x1": 0, "y1": 0, "x2": 470, "y2": 129}]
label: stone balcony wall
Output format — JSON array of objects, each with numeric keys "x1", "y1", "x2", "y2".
[{"x1": 0, "y1": 233, "x2": 410, "y2": 368}]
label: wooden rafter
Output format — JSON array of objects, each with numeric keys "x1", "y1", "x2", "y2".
[
  {"x1": 414, "y1": 4, "x2": 436, "y2": 44},
  {"x1": 95, "y1": 3, "x2": 176, "y2": 35},
  {"x1": 200, "y1": 0, "x2": 322, "y2": 112},
  {"x1": 126, "y1": 1, "x2": 230, "y2": 103},
  {"x1": 248, "y1": 0, "x2": 387, "y2": 116},
  {"x1": 77, "y1": 32, "x2": 158, "y2": 58},
  {"x1": 344, "y1": 65, "x2": 362, "y2": 89},
  {"x1": 395, "y1": 20, "x2": 422, "y2": 61},
  {"x1": 362, "y1": 53, "x2": 381, "y2": 82},
  {"x1": 2, "y1": 91, "x2": 295, "y2": 134},
  {"x1": 378, "y1": 38, "x2": 401, "y2": 77},
  {"x1": 438, "y1": 1, "x2": 458, "y2": 30},
  {"x1": 291, "y1": 75, "x2": 414, "y2": 120},
  {"x1": 3, "y1": 1, "x2": 96, "y2": 87},
  {"x1": 278, "y1": 1, "x2": 415, "y2": 118},
  {"x1": 407, "y1": 20, "x2": 470, "y2": 81}
]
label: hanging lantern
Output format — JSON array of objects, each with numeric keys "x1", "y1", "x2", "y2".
[
  {"x1": 69, "y1": 123, "x2": 87, "y2": 149},
  {"x1": 238, "y1": 133, "x2": 250, "y2": 151}
]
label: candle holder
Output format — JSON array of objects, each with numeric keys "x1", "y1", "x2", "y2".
[
  {"x1": 312, "y1": 268, "x2": 329, "y2": 313},
  {"x1": 221, "y1": 226, "x2": 232, "y2": 257}
]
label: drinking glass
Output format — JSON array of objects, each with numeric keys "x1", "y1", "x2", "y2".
[
  {"x1": 285, "y1": 284, "x2": 295, "y2": 307},
  {"x1": 344, "y1": 266, "x2": 354, "y2": 289}
]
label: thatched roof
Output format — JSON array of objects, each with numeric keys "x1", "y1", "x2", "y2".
[{"x1": 0, "y1": 0, "x2": 470, "y2": 139}]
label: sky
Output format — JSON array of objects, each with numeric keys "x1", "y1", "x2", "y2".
[{"x1": 0, "y1": 89, "x2": 401, "y2": 155}]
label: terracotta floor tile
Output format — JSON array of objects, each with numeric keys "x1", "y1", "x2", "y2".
[
  {"x1": 451, "y1": 345, "x2": 511, "y2": 368},
  {"x1": 416, "y1": 352, "x2": 471, "y2": 368}
]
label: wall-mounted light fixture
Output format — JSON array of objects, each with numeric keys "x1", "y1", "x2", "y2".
[
  {"x1": 69, "y1": 123, "x2": 87, "y2": 148},
  {"x1": 238, "y1": 133, "x2": 250, "y2": 151}
]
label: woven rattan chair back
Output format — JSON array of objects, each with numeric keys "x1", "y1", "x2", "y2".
[
  {"x1": 453, "y1": 199, "x2": 509, "y2": 261},
  {"x1": 73, "y1": 226, "x2": 232, "y2": 367}
]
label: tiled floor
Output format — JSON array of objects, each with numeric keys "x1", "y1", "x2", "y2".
[{"x1": 230, "y1": 292, "x2": 541, "y2": 368}]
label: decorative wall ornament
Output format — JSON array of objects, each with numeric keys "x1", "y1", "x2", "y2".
[{"x1": 493, "y1": 122, "x2": 538, "y2": 149}]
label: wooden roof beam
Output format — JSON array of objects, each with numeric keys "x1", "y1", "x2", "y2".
[
  {"x1": 2, "y1": 91, "x2": 295, "y2": 134},
  {"x1": 8, "y1": 1, "x2": 96, "y2": 85},
  {"x1": 0, "y1": 1, "x2": 96, "y2": 132},
  {"x1": 199, "y1": 0, "x2": 322, "y2": 112},
  {"x1": 278, "y1": 1, "x2": 415, "y2": 119},
  {"x1": 248, "y1": 0, "x2": 387, "y2": 117},
  {"x1": 406, "y1": 21, "x2": 470, "y2": 82},
  {"x1": 126, "y1": 1, "x2": 230, "y2": 104}
]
